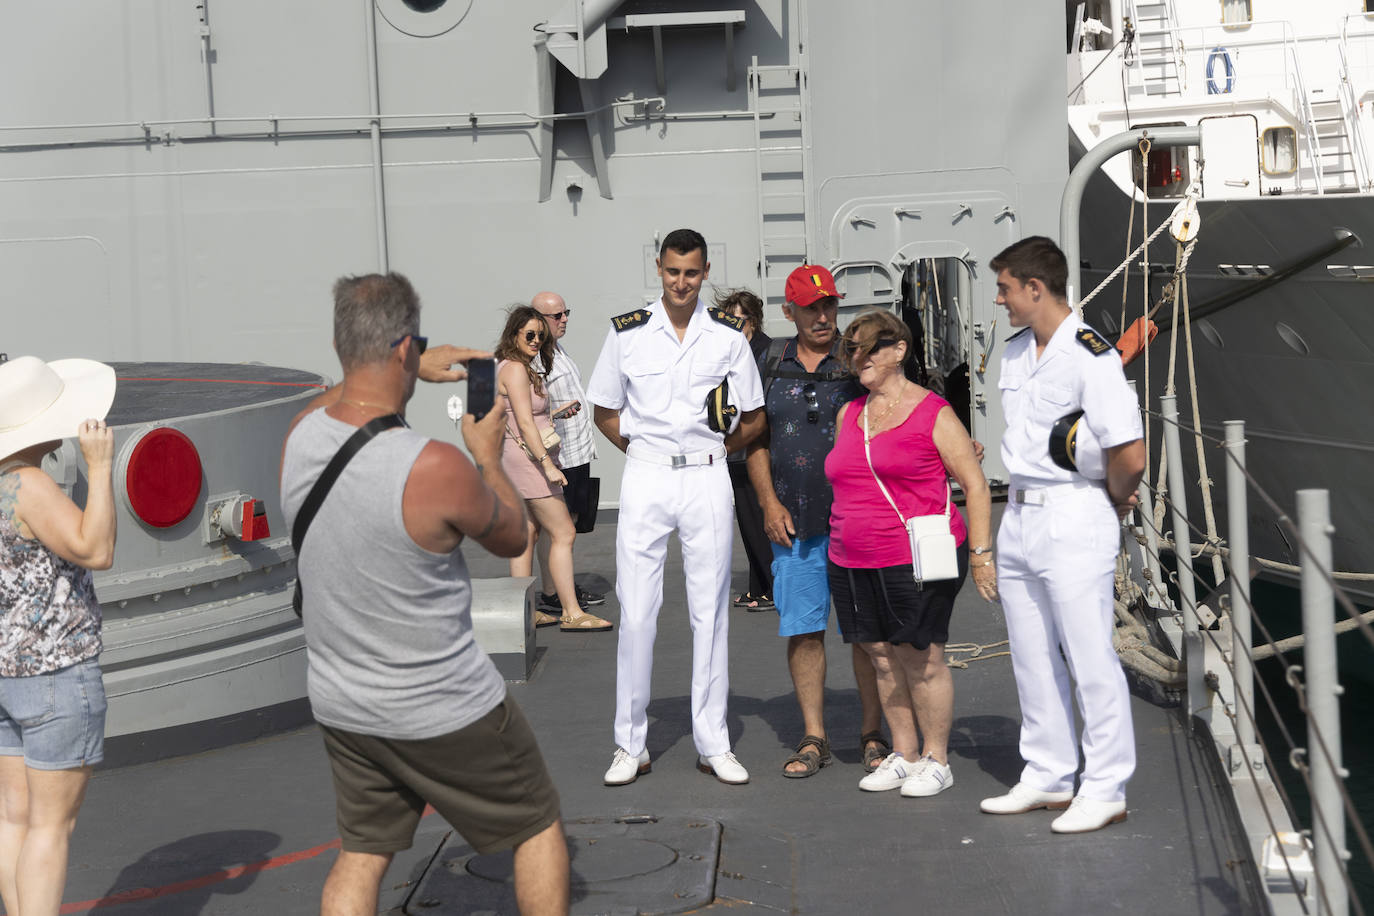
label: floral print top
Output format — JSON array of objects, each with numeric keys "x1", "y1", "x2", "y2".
[{"x1": 0, "y1": 471, "x2": 102, "y2": 677}]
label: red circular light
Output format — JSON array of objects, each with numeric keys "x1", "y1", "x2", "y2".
[{"x1": 124, "y1": 427, "x2": 203, "y2": 528}]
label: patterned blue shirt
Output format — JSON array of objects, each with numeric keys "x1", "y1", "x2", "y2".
[{"x1": 758, "y1": 339, "x2": 862, "y2": 541}]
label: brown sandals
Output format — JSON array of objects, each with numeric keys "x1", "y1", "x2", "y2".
[
  {"x1": 560, "y1": 612, "x2": 613, "y2": 632},
  {"x1": 861, "y1": 731, "x2": 891, "y2": 773},
  {"x1": 782, "y1": 735, "x2": 832, "y2": 778}
]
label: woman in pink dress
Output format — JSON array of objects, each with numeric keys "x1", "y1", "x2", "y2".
[
  {"x1": 825, "y1": 309, "x2": 996, "y2": 798},
  {"x1": 496, "y1": 307, "x2": 611, "y2": 632}
]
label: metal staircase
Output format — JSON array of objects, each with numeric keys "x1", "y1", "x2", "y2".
[
  {"x1": 1307, "y1": 87, "x2": 1360, "y2": 191},
  {"x1": 750, "y1": 57, "x2": 810, "y2": 307},
  {"x1": 1127, "y1": 0, "x2": 1184, "y2": 96}
]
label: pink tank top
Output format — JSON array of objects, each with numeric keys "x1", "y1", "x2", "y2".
[{"x1": 825, "y1": 391, "x2": 968, "y2": 568}]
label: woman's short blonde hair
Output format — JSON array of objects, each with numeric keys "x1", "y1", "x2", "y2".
[{"x1": 840, "y1": 308, "x2": 911, "y2": 371}]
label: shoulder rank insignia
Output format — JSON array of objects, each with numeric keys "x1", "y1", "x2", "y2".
[
  {"x1": 611, "y1": 308, "x2": 651, "y2": 332},
  {"x1": 1006, "y1": 327, "x2": 1030, "y2": 343},
  {"x1": 707, "y1": 307, "x2": 745, "y2": 331},
  {"x1": 1076, "y1": 327, "x2": 1114, "y2": 356}
]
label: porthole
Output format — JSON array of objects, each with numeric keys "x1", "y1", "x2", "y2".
[
  {"x1": 1275, "y1": 321, "x2": 1310, "y2": 355},
  {"x1": 1099, "y1": 310, "x2": 1120, "y2": 335},
  {"x1": 1196, "y1": 318, "x2": 1225, "y2": 349},
  {"x1": 375, "y1": 0, "x2": 472, "y2": 37}
]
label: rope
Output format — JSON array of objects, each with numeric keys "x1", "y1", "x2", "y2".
[
  {"x1": 1077, "y1": 208, "x2": 1174, "y2": 308},
  {"x1": 945, "y1": 641, "x2": 1010, "y2": 668}
]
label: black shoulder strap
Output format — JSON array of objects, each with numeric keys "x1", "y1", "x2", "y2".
[
  {"x1": 760, "y1": 337, "x2": 791, "y2": 393},
  {"x1": 761, "y1": 337, "x2": 852, "y2": 390},
  {"x1": 291, "y1": 412, "x2": 405, "y2": 616}
]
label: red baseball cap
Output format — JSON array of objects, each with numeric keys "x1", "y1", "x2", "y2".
[{"x1": 785, "y1": 265, "x2": 843, "y2": 307}]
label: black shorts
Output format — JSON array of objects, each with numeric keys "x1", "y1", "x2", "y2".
[
  {"x1": 320, "y1": 697, "x2": 561, "y2": 855},
  {"x1": 827, "y1": 544, "x2": 968, "y2": 649},
  {"x1": 561, "y1": 462, "x2": 592, "y2": 517}
]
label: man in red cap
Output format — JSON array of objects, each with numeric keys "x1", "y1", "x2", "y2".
[{"x1": 746, "y1": 265, "x2": 885, "y2": 778}]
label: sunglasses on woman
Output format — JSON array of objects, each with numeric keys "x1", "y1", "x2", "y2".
[
  {"x1": 842, "y1": 337, "x2": 899, "y2": 356},
  {"x1": 524, "y1": 330, "x2": 546, "y2": 343}
]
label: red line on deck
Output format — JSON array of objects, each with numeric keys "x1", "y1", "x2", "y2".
[
  {"x1": 120, "y1": 377, "x2": 327, "y2": 388},
  {"x1": 54, "y1": 807, "x2": 435, "y2": 913}
]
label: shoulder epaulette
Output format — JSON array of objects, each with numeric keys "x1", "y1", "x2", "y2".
[
  {"x1": 611, "y1": 308, "x2": 651, "y2": 332},
  {"x1": 1006, "y1": 327, "x2": 1030, "y2": 343},
  {"x1": 707, "y1": 307, "x2": 745, "y2": 332},
  {"x1": 1075, "y1": 326, "x2": 1114, "y2": 356}
]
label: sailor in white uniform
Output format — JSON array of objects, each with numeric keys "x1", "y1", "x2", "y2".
[
  {"x1": 587, "y1": 228, "x2": 764, "y2": 787},
  {"x1": 979, "y1": 236, "x2": 1146, "y2": 834}
]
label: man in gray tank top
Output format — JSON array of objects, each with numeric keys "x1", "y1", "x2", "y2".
[{"x1": 281, "y1": 273, "x2": 569, "y2": 916}]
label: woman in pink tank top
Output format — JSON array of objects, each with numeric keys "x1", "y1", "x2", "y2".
[{"x1": 823, "y1": 310, "x2": 996, "y2": 799}]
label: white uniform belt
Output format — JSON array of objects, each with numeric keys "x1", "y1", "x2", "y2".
[
  {"x1": 626, "y1": 442, "x2": 726, "y2": 468},
  {"x1": 1009, "y1": 478, "x2": 1098, "y2": 505}
]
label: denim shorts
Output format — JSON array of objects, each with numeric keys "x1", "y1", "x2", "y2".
[{"x1": 0, "y1": 658, "x2": 107, "y2": 770}]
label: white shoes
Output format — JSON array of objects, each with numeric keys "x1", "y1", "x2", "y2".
[
  {"x1": 979, "y1": 782, "x2": 1074, "y2": 815},
  {"x1": 858, "y1": 752, "x2": 913, "y2": 791},
  {"x1": 697, "y1": 752, "x2": 750, "y2": 785},
  {"x1": 899, "y1": 755, "x2": 954, "y2": 797},
  {"x1": 1050, "y1": 796, "x2": 1128, "y2": 833},
  {"x1": 603, "y1": 747, "x2": 651, "y2": 786}
]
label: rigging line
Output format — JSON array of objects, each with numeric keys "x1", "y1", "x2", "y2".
[{"x1": 1067, "y1": 35, "x2": 1128, "y2": 99}]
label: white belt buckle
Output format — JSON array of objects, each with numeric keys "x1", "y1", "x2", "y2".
[
  {"x1": 671, "y1": 454, "x2": 687, "y2": 469},
  {"x1": 1015, "y1": 488, "x2": 1046, "y2": 506}
]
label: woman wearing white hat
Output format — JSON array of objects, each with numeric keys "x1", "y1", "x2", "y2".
[{"x1": 0, "y1": 355, "x2": 116, "y2": 916}]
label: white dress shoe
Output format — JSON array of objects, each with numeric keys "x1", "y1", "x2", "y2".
[
  {"x1": 604, "y1": 747, "x2": 651, "y2": 786},
  {"x1": 979, "y1": 782, "x2": 1074, "y2": 814},
  {"x1": 697, "y1": 752, "x2": 750, "y2": 785},
  {"x1": 1050, "y1": 796, "x2": 1127, "y2": 833}
]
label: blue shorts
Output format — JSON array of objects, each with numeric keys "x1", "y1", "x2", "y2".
[
  {"x1": 771, "y1": 534, "x2": 834, "y2": 637},
  {"x1": 0, "y1": 658, "x2": 107, "y2": 770}
]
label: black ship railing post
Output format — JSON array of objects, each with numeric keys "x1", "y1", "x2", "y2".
[
  {"x1": 1160, "y1": 393, "x2": 1205, "y2": 721},
  {"x1": 1297, "y1": 488, "x2": 1349, "y2": 916}
]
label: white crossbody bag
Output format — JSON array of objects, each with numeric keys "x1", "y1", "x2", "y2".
[{"x1": 862, "y1": 401, "x2": 959, "y2": 585}]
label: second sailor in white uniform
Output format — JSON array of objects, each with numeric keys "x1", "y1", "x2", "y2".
[{"x1": 587, "y1": 228, "x2": 765, "y2": 787}]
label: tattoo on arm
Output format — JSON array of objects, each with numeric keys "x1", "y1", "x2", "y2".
[{"x1": 475, "y1": 493, "x2": 501, "y2": 540}]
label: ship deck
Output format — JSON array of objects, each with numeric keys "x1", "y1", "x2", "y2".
[{"x1": 65, "y1": 506, "x2": 1262, "y2": 915}]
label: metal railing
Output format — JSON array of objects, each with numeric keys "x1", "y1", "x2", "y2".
[{"x1": 1126, "y1": 401, "x2": 1374, "y2": 915}]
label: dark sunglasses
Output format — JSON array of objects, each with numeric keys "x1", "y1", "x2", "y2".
[
  {"x1": 389, "y1": 333, "x2": 428, "y2": 355},
  {"x1": 842, "y1": 337, "x2": 899, "y2": 357},
  {"x1": 524, "y1": 330, "x2": 546, "y2": 343},
  {"x1": 542, "y1": 309, "x2": 571, "y2": 320},
  {"x1": 803, "y1": 383, "x2": 819, "y2": 424}
]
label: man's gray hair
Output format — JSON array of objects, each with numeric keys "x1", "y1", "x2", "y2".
[{"x1": 333, "y1": 273, "x2": 421, "y2": 371}]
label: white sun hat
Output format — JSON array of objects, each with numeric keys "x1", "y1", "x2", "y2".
[{"x1": 0, "y1": 356, "x2": 117, "y2": 461}]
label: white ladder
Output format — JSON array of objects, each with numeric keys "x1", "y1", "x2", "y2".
[
  {"x1": 750, "y1": 57, "x2": 810, "y2": 308},
  {"x1": 1308, "y1": 87, "x2": 1360, "y2": 191},
  {"x1": 1128, "y1": 0, "x2": 1183, "y2": 97}
]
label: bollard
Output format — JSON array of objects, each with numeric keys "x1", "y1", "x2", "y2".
[{"x1": 1297, "y1": 489, "x2": 1347, "y2": 916}]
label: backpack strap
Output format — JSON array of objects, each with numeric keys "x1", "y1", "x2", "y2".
[{"x1": 290, "y1": 412, "x2": 405, "y2": 616}]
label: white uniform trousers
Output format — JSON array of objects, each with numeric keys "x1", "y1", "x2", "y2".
[
  {"x1": 996, "y1": 483, "x2": 1135, "y2": 802},
  {"x1": 613, "y1": 457, "x2": 734, "y2": 757}
]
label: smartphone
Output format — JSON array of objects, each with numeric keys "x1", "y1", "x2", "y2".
[
  {"x1": 466, "y1": 358, "x2": 496, "y2": 421},
  {"x1": 553, "y1": 400, "x2": 580, "y2": 420}
]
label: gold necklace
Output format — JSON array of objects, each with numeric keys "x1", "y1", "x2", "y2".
[{"x1": 865, "y1": 380, "x2": 908, "y2": 432}]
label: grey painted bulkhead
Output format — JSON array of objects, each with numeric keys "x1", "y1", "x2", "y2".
[{"x1": 1, "y1": 0, "x2": 1067, "y2": 496}]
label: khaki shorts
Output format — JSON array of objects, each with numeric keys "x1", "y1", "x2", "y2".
[{"x1": 320, "y1": 697, "x2": 561, "y2": 855}]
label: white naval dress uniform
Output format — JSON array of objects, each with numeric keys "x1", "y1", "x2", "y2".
[
  {"x1": 996, "y1": 314, "x2": 1143, "y2": 803},
  {"x1": 586, "y1": 299, "x2": 764, "y2": 758}
]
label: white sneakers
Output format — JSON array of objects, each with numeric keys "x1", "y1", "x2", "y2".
[
  {"x1": 697, "y1": 752, "x2": 750, "y2": 785},
  {"x1": 900, "y1": 756, "x2": 954, "y2": 797},
  {"x1": 979, "y1": 782, "x2": 1074, "y2": 814},
  {"x1": 1050, "y1": 796, "x2": 1128, "y2": 833},
  {"x1": 860, "y1": 753, "x2": 954, "y2": 796},
  {"x1": 603, "y1": 747, "x2": 651, "y2": 786}
]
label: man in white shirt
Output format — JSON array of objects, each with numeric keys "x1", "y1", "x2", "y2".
[{"x1": 588, "y1": 228, "x2": 765, "y2": 787}]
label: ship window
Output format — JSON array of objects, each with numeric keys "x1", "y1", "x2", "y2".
[
  {"x1": 1261, "y1": 127, "x2": 1298, "y2": 175},
  {"x1": 1221, "y1": 0, "x2": 1251, "y2": 25}
]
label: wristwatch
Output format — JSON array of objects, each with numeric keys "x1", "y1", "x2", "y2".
[{"x1": 970, "y1": 546, "x2": 993, "y2": 555}]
